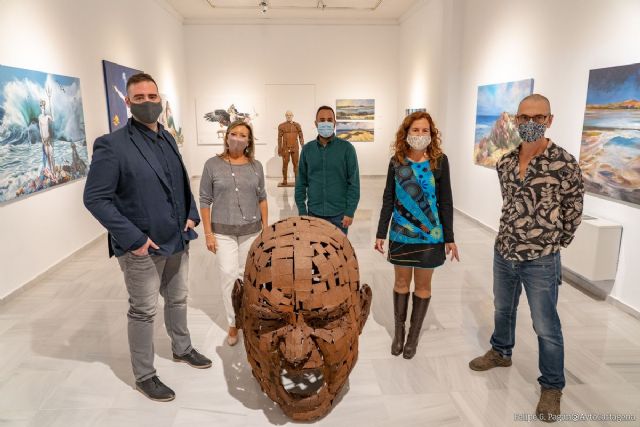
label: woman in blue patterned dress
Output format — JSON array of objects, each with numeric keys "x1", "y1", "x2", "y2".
[{"x1": 375, "y1": 111, "x2": 459, "y2": 359}]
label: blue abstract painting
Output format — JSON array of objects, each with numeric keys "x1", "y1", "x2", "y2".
[{"x1": 102, "y1": 60, "x2": 142, "y2": 132}]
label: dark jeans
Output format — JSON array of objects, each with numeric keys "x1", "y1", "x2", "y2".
[
  {"x1": 309, "y1": 211, "x2": 348, "y2": 235},
  {"x1": 490, "y1": 249, "x2": 565, "y2": 389}
]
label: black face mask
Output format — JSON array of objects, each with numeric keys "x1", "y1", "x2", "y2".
[{"x1": 130, "y1": 101, "x2": 163, "y2": 124}]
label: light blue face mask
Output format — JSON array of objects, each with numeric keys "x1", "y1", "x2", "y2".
[{"x1": 317, "y1": 121, "x2": 334, "y2": 138}]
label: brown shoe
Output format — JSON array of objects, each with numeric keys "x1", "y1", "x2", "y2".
[
  {"x1": 468, "y1": 349, "x2": 512, "y2": 371},
  {"x1": 536, "y1": 387, "x2": 562, "y2": 422}
]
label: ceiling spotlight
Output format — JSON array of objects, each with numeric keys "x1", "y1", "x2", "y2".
[{"x1": 260, "y1": 1, "x2": 268, "y2": 13}]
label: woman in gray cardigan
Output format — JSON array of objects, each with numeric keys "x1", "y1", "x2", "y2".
[{"x1": 199, "y1": 120, "x2": 268, "y2": 345}]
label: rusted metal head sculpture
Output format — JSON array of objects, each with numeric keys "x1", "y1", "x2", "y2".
[{"x1": 233, "y1": 216, "x2": 372, "y2": 421}]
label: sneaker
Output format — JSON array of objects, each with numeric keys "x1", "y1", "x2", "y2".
[
  {"x1": 135, "y1": 376, "x2": 175, "y2": 402},
  {"x1": 536, "y1": 387, "x2": 562, "y2": 423},
  {"x1": 173, "y1": 348, "x2": 212, "y2": 369},
  {"x1": 468, "y1": 349, "x2": 512, "y2": 371}
]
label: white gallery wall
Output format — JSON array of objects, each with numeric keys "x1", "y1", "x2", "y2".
[
  {"x1": 398, "y1": 0, "x2": 445, "y2": 123},
  {"x1": 183, "y1": 23, "x2": 399, "y2": 178},
  {"x1": 400, "y1": 0, "x2": 640, "y2": 312},
  {"x1": 2, "y1": 0, "x2": 639, "y2": 315},
  {"x1": 0, "y1": 0, "x2": 188, "y2": 299}
]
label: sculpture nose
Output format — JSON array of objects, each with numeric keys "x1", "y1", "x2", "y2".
[{"x1": 280, "y1": 320, "x2": 314, "y2": 367}]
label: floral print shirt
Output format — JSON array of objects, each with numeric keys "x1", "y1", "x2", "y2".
[{"x1": 495, "y1": 140, "x2": 584, "y2": 261}]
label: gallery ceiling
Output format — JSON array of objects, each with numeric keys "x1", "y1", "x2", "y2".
[{"x1": 163, "y1": 0, "x2": 421, "y2": 24}]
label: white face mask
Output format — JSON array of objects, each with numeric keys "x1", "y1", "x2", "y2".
[{"x1": 406, "y1": 134, "x2": 431, "y2": 151}]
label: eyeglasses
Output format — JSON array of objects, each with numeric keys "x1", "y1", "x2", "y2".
[{"x1": 515, "y1": 114, "x2": 549, "y2": 124}]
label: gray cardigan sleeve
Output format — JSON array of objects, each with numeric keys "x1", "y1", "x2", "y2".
[
  {"x1": 256, "y1": 160, "x2": 267, "y2": 201},
  {"x1": 199, "y1": 158, "x2": 215, "y2": 209}
]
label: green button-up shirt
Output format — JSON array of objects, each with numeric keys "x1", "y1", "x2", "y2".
[{"x1": 295, "y1": 135, "x2": 360, "y2": 218}]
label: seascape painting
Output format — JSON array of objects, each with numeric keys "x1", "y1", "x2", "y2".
[
  {"x1": 102, "y1": 60, "x2": 142, "y2": 132},
  {"x1": 579, "y1": 62, "x2": 640, "y2": 206},
  {"x1": 0, "y1": 64, "x2": 88, "y2": 204},
  {"x1": 336, "y1": 99, "x2": 374, "y2": 121},
  {"x1": 336, "y1": 121, "x2": 374, "y2": 142},
  {"x1": 473, "y1": 78, "x2": 534, "y2": 168}
]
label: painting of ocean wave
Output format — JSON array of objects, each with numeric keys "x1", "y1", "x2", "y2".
[
  {"x1": 579, "y1": 62, "x2": 640, "y2": 206},
  {"x1": 473, "y1": 78, "x2": 534, "y2": 168},
  {"x1": 0, "y1": 64, "x2": 88, "y2": 204}
]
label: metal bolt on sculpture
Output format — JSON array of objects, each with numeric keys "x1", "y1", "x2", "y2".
[{"x1": 232, "y1": 216, "x2": 372, "y2": 421}]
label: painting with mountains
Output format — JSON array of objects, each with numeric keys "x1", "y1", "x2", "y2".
[{"x1": 473, "y1": 78, "x2": 534, "y2": 168}]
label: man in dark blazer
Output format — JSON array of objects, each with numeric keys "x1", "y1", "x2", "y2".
[{"x1": 84, "y1": 73, "x2": 211, "y2": 402}]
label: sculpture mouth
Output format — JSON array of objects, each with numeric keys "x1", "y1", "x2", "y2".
[{"x1": 280, "y1": 368, "x2": 325, "y2": 398}]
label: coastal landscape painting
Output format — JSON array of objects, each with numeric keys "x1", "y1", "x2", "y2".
[
  {"x1": 336, "y1": 121, "x2": 374, "y2": 142},
  {"x1": 336, "y1": 99, "x2": 374, "y2": 121},
  {"x1": 473, "y1": 79, "x2": 534, "y2": 168},
  {"x1": 579, "y1": 62, "x2": 640, "y2": 206}
]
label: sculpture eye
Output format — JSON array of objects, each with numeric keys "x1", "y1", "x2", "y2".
[
  {"x1": 257, "y1": 316, "x2": 288, "y2": 333},
  {"x1": 307, "y1": 312, "x2": 344, "y2": 330}
]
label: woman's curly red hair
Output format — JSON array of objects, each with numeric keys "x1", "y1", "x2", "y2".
[{"x1": 392, "y1": 111, "x2": 443, "y2": 170}]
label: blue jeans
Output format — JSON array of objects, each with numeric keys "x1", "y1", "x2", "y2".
[
  {"x1": 308, "y1": 212, "x2": 348, "y2": 235},
  {"x1": 490, "y1": 249, "x2": 565, "y2": 390}
]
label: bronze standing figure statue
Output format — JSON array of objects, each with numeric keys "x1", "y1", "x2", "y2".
[{"x1": 277, "y1": 110, "x2": 304, "y2": 187}]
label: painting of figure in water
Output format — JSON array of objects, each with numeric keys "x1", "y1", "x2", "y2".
[
  {"x1": 473, "y1": 78, "x2": 534, "y2": 168},
  {"x1": 0, "y1": 64, "x2": 88, "y2": 204},
  {"x1": 579, "y1": 62, "x2": 640, "y2": 206}
]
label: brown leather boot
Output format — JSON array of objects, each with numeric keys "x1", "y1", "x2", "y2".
[
  {"x1": 391, "y1": 291, "x2": 409, "y2": 356},
  {"x1": 402, "y1": 294, "x2": 430, "y2": 359},
  {"x1": 536, "y1": 387, "x2": 562, "y2": 423}
]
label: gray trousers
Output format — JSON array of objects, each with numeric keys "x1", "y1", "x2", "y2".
[{"x1": 117, "y1": 249, "x2": 193, "y2": 382}]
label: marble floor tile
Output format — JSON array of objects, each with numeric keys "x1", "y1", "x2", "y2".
[
  {"x1": 380, "y1": 393, "x2": 464, "y2": 427},
  {"x1": 172, "y1": 408, "x2": 247, "y2": 427},
  {"x1": 1, "y1": 177, "x2": 639, "y2": 426}
]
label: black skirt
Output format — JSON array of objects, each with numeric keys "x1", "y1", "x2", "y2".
[{"x1": 388, "y1": 241, "x2": 445, "y2": 269}]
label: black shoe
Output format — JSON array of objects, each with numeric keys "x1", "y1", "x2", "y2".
[
  {"x1": 403, "y1": 294, "x2": 431, "y2": 359},
  {"x1": 135, "y1": 376, "x2": 175, "y2": 402},
  {"x1": 391, "y1": 291, "x2": 409, "y2": 356},
  {"x1": 173, "y1": 348, "x2": 212, "y2": 369}
]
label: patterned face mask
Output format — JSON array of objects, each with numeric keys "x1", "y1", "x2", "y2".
[
  {"x1": 517, "y1": 121, "x2": 546, "y2": 143},
  {"x1": 406, "y1": 134, "x2": 431, "y2": 150}
]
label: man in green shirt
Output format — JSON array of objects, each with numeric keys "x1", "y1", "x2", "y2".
[{"x1": 295, "y1": 106, "x2": 360, "y2": 234}]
